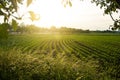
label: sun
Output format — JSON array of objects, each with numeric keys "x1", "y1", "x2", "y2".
[
  {"x1": 24, "y1": 0, "x2": 76, "y2": 28},
  {"x1": 18, "y1": 0, "x2": 116, "y2": 30}
]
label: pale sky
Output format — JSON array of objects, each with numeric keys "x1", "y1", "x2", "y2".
[{"x1": 1, "y1": 0, "x2": 120, "y2": 30}]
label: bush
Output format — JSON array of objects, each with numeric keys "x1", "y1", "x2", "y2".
[
  {"x1": 0, "y1": 23, "x2": 9, "y2": 39},
  {"x1": 0, "y1": 49, "x2": 100, "y2": 80}
]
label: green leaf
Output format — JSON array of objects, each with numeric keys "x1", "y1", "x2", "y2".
[
  {"x1": 29, "y1": 11, "x2": 40, "y2": 21},
  {"x1": 0, "y1": 4, "x2": 3, "y2": 8},
  {"x1": 69, "y1": 1, "x2": 72, "y2": 7},
  {"x1": 0, "y1": 10, "x2": 4, "y2": 15},
  {"x1": 11, "y1": 0, "x2": 17, "y2": 11},
  {"x1": 17, "y1": 0, "x2": 22, "y2": 4},
  {"x1": 12, "y1": 19, "x2": 18, "y2": 31},
  {"x1": 27, "y1": 0, "x2": 32, "y2": 7},
  {"x1": 29, "y1": 11, "x2": 35, "y2": 21}
]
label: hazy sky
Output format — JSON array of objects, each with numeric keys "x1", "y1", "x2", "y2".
[{"x1": 1, "y1": 0, "x2": 120, "y2": 30}]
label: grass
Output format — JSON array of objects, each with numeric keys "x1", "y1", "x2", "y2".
[
  {"x1": 0, "y1": 49, "x2": 99, "y2": 80},
  {"x1": 0, "y1": 34, "x2": 120, "y2": 80}
]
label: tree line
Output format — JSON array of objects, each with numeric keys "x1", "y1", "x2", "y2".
[
  {"x1": 8, "y1": 25, "x2": 120, "y2": 35},
  {"x1": 9, "y1": 25, "x2": 89, "y2": 34}
]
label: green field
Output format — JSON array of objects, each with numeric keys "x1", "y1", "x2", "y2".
[{"x1": 0, "y1": 34, "x2": 120, "y2": 80}]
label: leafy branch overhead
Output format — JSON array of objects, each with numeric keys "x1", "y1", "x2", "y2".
[
  {"x1": 11, "y1": 0, "x2": 33, "y2": 11},
  {"x1": 29, "y1": 11, "x2": 40, "y2": 21},
  {"x1": 91, "y1": 0, "x2": 120, "y2": 30},
  {"x1": 0, "y1": 0, "x2": 39, "y2": 31},
  {"x1": 63, "y1": 0, "x2": 120, "y2": 30},
  {"x1": 0, "y1": 0, "x2": 34, "y2": 21}
]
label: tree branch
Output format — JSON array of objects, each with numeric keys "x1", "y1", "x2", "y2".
[{"x1": 109, "y1": 12, "x2": 116, "y2": 22}]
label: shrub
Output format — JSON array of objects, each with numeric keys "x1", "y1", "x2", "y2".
[
  {"x1": 0, "y1": 23, "x2": 10, "y2": 39},
  {"x1": 0, "y1": 50, "x2": 99, "y2": 80}
]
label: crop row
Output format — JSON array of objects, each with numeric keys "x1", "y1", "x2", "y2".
[{"x1": 1, "y1": 35, "x2": 119, "y2": 62}]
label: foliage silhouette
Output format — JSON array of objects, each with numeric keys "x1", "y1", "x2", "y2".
[{"x1": 64, "y1": 0, "x2": 120, "y2": 30}]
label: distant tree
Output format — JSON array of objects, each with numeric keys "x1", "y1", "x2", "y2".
[
  {"x1": 50, "y1": 26, "x2": 56, "y2": 30},
  {"x1": 17, "y1": 25, "x2": 40, "y2": 34},
  {"x1": 59, "y1": 27, "x2": 68, "y2": 34},
  {"x1": 50, "y1": 26, "x2": 57, "y2": 33}
]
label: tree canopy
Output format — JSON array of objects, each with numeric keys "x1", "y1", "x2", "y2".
[{"x1": 0, "y1": 0, "x2": 37, "y2": 23}]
